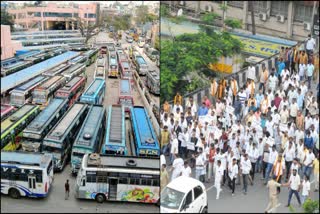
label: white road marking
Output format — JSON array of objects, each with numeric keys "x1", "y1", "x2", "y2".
[{"x1": 206, "y1": 184, "x2": 215, "y2": 191}]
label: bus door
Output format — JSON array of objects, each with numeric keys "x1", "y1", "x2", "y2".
[
  {"x1": 28, "y1": 175, "x2": 37, "y2": 194},
  {"x1": 108, "y1": 177, "x2": 118, "y2": 200}
]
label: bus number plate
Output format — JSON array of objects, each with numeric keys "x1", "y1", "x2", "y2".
[{"x1": 139, "y1": 149, "x2": 158, "y2": 155}]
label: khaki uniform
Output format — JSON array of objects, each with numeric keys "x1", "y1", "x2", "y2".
[{"x1": 266, "y1": 179, "x2": 281, "y2": 213}]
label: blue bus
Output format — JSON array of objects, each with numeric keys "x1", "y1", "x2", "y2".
[
  {"x1": 71, "y1": 105, "x2": 106, "y2": 174},
  {"x1": 130, "y1": 106, "x2": 159, "y2": 157},
  {"x1": 102, "y1": 105, "x2": 127, "y2": 155},
  {"x1": 21, "y1": 98, "x2": 69, "y2": 152},
  {"x1": 80, "y1": 78, "x2": 105, "y2": 105},
  {"x1": 42, "y1": 103, "x2": 88, "y2": 171}
]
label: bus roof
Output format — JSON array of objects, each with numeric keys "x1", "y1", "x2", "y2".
[
  {"x1": 24, "y1": 98, "x2": 67, "y2": 132},
  {"x1": 74, "y1": 105, "x2": 104, "y2": 149},
  {"x1": 83, "y1": 79, "x2": 105, "y2": 97},
  {"x1": 13, "y1": 76, "x2": 48, "y2": 92},
  {"x1": 85, "y1": 154, "x2": 159, "y2": 170},
  {"x1": 45, "y1": 103, "x2": 87, "y2": 141},
  {"x1": 43, "y1": 63, "x2": 70, "y2": 76},
  {"x1": 131, "y1": 106, "x2": 159, "y2": 149},
  {"x1": 57, "y1": 76, "x2": 84, "y2": 93},
  {"x1": 106, "y1": 105, "x2": 124, "y2": 145},
  {"x1": 1, "y1": 104, "x2": 39, "y2": 134},
  {"x1": 120, "y1": 79, "x2": 131, "y2": 96},
  {"x1": 1, "y1": 51, "x2": 79, "y2": 94},
  {"x1": 1, "y1": 151, "x2": 52, "y2": 169},
  {"x1": 83, "y1": 49, "x2": 98, "y2": 57},
  {"x1": 36, "y1": 75, "x2": 64, "y2": 90},
  {"x1": 61, "y1": 63, "x2": 84, "y2": 75}
]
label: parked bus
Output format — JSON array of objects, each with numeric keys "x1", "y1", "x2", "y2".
[
  {"x1": 106, "y1": 42, "x2": 115, "y2": 53},
  {"x1": 96, "y1": 56, "x2": 105, "y2": 68},
  {"x1": 71, "y1": 105, "x2": 106, "y2": 174},
  {"x1": 75, "y1": 153, "x2": 160, "y2": 203},
  {"x1": 55, "y1": 76, "x2": 86, "y2": 107},
  {"x1": 94, "y1": 66, "x2": 105, "y2": 80},
  {"x1": 32, "y1": 75, "x2": 66, "y2": 108},
  {"x1": 145, "y1": 70, "x2": 160, "y2": 95},
  {"x1": 42, "y1": 63, "x2": 71, "y2": 77},
  {"x1": 83, "y1": 49, "x2": 99, "y2": 66},
  {"x1": 42, "y1": 103, "x2": 88, "y2": 171},
  {"x1": 21, "y1": 98, "x2": 69, "y2": 152},
  {"x1": 1, "y1": 104, "x2": 16, "y2": 122},
  {"x1": 1, "y1": 151, "x2": 54, "y2": 199},
  {"x1": 1, "y1": 104, "x2": 40, "y2": 151},
  {"x1": 61, "y1": 63, "x2": 86, "y2": 81},
  {"x1": 102, "y1": 105, "x2": 127, "y2": 155},
  {"x1": 10, "y1": 76, "x2": 49, "y2": 107},
  {"x1": 133, "y1": 53, "x2": 148, "y2": 75},
  {"x1": 1, "y1": 61, "x2": 33, "y2": 77},
  {"x1": 119, "y1": 60, "x2": 133, "y2": 79},
  {"x1": 108, "y1": 52, "x2": 119, "y2": 77},
  {"x1": 80, "y1": 78, "x2": 105, "y2": 105},
  {"x1": 118, "y1": 79, "x2": 134, "y2": 112},
  {"x1": 69, "y1": 55, "x2": 88, "y2": 65},
  {"x1": 130, "y1": 106, "x2": 159, "y2": 157}
]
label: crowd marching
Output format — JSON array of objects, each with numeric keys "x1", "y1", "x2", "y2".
[{"x1": 160, "y1": 35, "x2": 319, "y2": 212}]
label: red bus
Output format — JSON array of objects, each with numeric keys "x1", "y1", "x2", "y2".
[
  {"x1": 119, "y1": 60, "x2": 133, "y2": 79},
  {"x1": 118, "y1": 79, "x2": 134, "y2": 112},
  {"x1": 55, "y1": 76, "x2": 86, "y2": 107}
]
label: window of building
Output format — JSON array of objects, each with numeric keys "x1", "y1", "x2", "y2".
[
  {"x1": 271, "y1": 1, "x2": 289, "y2": 17},
  {"x1": 227, "y1": 1, "x2": 244, "y2": 9},
  {"x1": 294, "y1": 2, "x2": 313, "y2": 22},
  {"x1": 34, "y1": 12, "x2": 41, "y2": 17},
  {"x1": 73, "y1": 13, "x2": 78, "y2": 17}
]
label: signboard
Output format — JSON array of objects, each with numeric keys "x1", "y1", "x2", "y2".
[
  {"x1": 313, "y1": 14, "x2": 319, "y2": 36},
  {"x1": 139, "y1": 149, "x2": 158, "y2": 156}
]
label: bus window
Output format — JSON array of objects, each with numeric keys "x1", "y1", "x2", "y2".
[
  {"x1": 86, "y1": 174, "x2": 96, "y2": 183},
  {"x1": 130, "y1": 178, "x2": 140, "y2": 185},
  {"x1": 36, "y1": 174, "x2": 43, "y2": 182},
  {"x1": 152, "y1": 179, "x2": 159, "y2": 187},
  {"x1": 47, "y1": 161, "x2": 53, "y2": 175},
  {"x1": 119, "y1": 178, "x2": 128, "y2": 184},
  {"x1": 97, "y1": 176, "x2": 107, "y2": 183}
]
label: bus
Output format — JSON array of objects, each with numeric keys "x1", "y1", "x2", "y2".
[
  {"x1": 69, "y1": 55, "x2": 88, "y2": 65},
  {"x1": 108, "y1": 52, "x2": 119, "y2": 77},
  {"x1": 42, "y1": 103, "x2": 88, "y2": 171},
  {"x1": 83, "y1": 49, "x2": 99, "y2": 66},
  {"x1": 102, "y1": 105, "x2": 127, "y2": 155},
  {"x1": 32, "y1": 75, "x2": 66, "y2": 108},
  {"x1": 1, "y1": 104, "x2": 40, "y2": 151},
  {"x1": 55, "y1": 76, "x2": 86, "y2": 107},
  {"x1": 42, "y1": 63, "x2": 71, "y2": 77},
  {"x1": 106, "y1": 42, "x2": 115, "y2": 53},
  {"x1": 133, "y1": 53, "x2": 148, "y2": 75},
  {"x1": 75, "y1": 153, "x2": 160, "y2": 203},
  {"x1": 10, "y1": 76, "x2": 49, "y2": 107},
  {"x1": 118, "y1": 79, "x2": 134, "y2": 112},
  {"x1": 119, "y1": 60, "x2": 133, "y2": 79},
  {"x1": 94, "y1": 66, "x2": 105, "y2": 80},
  {"x1": 130, "y1": 106, "x2": 160, "y2": 157},
  {"x1": 1, "y1": 61, "x2": 33, "y2": 77},
  {"x1": 96, "y1": 56, "x2": 105, "y2": 68},
  {"x1": 71, "y1": 105, "x2": 106, "y2": 174},
  {"x1": 1, "y1": 104, "x2": 16, "y2": 122},
  {"x1": 80, "y1": 78, "x2": 105, "y2": 105},
  {"x1": 21, "y1": 98, "x2": 69, "y2": 152},
  {"x1": 61, "y1": 63, "x2": 86, "y2": 81},
  {"x1": 145, "y1": 70, "x2": 160, "y2": 95},
  {"x1": 1, "y1": 151, "x2": 54, "y2": 199}
]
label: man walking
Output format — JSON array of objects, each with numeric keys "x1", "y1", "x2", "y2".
[
  {"x1": 265, "y1": 175, "x2": 281, "y2": 213},
  {"x1": 215, "y1": 160, "x2": 224, "y2": 200},
  {"x1": 65, "y1": 179, "x2": 70, "y2": 200},
  {"x1": 228, "y1": 158, "x2": 238, "y2": 196},
  {"x1": 241, "y1": 153, "x2": 251, "y2": 194},
  {"x1": 283, "y1": 169, "x2": 302, "y2": 207}
]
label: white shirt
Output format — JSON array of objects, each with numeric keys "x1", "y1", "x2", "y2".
[
  {"x1": 289, "y1": 174, "x2": 301, "y2": 190},
  {"x1": 301, "y1": 180, "x2": 310, "y2": 196},
  {"x1": 299, "y1": 64, "x2": 306, "y2": 77},
  {"x1": 249, "y1": 148, "x2": 259, "y2": 163},
  {"x1": 181, "y1": 166, "x2": 192, "y2": 177},
  {"x1": 284, "y1": 146, "x2": 295, "y2": 162},
  {"x1": 241, "y1": 158, "x2": 252, "y2": 174},
  {"x1": 172, "y1": 158, "x2": 184, "y2": 180},
  {"x1": 170, "y1": 138, "x2": 179, "y2": 154},
  {"x1": 306, "y1": 37, "x2": 316, "y2": 50},
  {"x1": 303, "y1": 152, "x2": 315, "y2": 166},
  {"x1": 214, "y1": 165, "x2": 224, "y2": 182},
  {"x1": 228, "y1": 164, "x2": 238, "y2": 179},
  {"x1": 268, "y1": 149, "x2": 278, "y2": 164},
  {"x1": 290, "y1": 103, "x2": 299, "y2": 117},
  {"x1": 160, "y1": 154, "x2": 166, "y2": 167}
]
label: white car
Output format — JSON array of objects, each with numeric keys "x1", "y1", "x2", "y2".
[{"x1": 161, "y1": 176, "x2": 208, "y2": 213}]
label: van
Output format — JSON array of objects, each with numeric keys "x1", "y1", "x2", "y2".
[{"x1": 160, "y1": 176, "x2": 208, "y2": 213}]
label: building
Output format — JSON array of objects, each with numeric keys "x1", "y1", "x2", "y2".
[
  {"x1": 151, "y1": 21, "x2": 160, "y2": 48},
  {"x1": 1, "y1": 25, "x2": 22, "y2": 60},
  {"x1": 8, "y1": 2, "x2": 99, "y2": 31},
  {"x1": 163, "y1": 1, "x2": 319, "y2": 41}
]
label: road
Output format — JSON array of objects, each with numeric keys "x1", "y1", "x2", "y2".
[{"x1": 1, "y1": 32, "x2": 159, "y2": 214}]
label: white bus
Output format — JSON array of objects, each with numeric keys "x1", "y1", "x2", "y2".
[
  {"x1": 1, "y1": 151, "x2": 54, "y2": 199},
  {"x1": 75, "y1": 153, "x2": 159, "y2": 204}
]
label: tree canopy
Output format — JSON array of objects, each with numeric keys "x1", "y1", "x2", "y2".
[
  {"x1": 1, "y1": 9, "x2": 14, "y2": 29},
  {"x1": 161, "y1": 30, "x2": 243, "y2": 103}
]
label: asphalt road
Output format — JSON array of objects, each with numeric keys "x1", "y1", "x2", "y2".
[{"x1": 1, "y1": 31, "x2": 159, "y2": 213}]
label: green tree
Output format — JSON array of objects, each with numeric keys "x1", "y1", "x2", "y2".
[
  {"x1": 113, "y1": 14, "x2": 132, "y2": 32},
  {"x1": 154, "y1": 36, "x2": 160, "y2": 50},
  {"x1": 1, "y1": 9, "x2": 14, "y2": 29},
  {"x1": 225, "y1": 18, "x2": 242, "y2": 29}
]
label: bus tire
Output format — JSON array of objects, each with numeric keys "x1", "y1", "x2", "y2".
[
  {"x1": 95, "y1": 194, "x2": 105, "y2": 203},
  {"x1": 9, "y1": 188, "x2": 20, "y2": 199}
]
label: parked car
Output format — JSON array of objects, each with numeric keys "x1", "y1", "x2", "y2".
[{"x1": 161, "y1": 176, "x2": 208, "y2": 213}]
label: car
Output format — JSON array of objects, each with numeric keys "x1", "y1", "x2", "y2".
[{"x1": 160, "y1": 176, "x2": 208, "y2": 213}]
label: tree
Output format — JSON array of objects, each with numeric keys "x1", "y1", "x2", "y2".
[
  {"x1": 67, "y1": 17, "x2": 102, "y2": 43},
  {"x1": 112, "y1": 14, "x2": 132, "y2": 32},
  {"x1": 225, "y1": 18, "x2": 242, "y2": 30},
  {"x1": 1, "y1": 9, "x2": 14, "y2": 29},
  {"x1": 154, "y1": 36, "x2": 159, "y2": 50}
]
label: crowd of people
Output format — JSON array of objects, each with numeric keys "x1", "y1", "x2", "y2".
[{"x1": 160, "y1": 35, "x2": 319, "y2": 212}]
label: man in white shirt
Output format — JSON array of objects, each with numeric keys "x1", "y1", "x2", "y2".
[
  {"x1": 305, "y1": 34, "x2": 316, "y2": 57},
  {"x1": 303, "y1": 148, "x2": 315, "y2": 178},
  {"x1": 180, "y1": 161, "x2": 192, "y2": 177},
  {"x1": 247, "y1": 64, "x2": 256, "y2": 81},
  {"x1": 171, "y1": 154, "x2": 184, "y2": 181},
  {"x1": 195, "y1": 148, "x2": 206, "y2": 182},
  {"x1": 306, "y1": 62, "x2": 314, "y2": 89},
  {"x1": 214, "y1": 160, "x2": 224, "y2": 199},
  {"x1": 170, "y1": 134, "x2": 179, "y2": 165},
  {"x1": 265, "y1": 145, "x2": 278, "y2": 184},
  {"x1": 228, "y1": 158, "x2": 238, "y2": 196},
  {"x1": 284, "y1": 141, "x2": 296, "y2": 181},
  {"x1": 298, "y1": 63, "x2": 306, "y2": 81},
  {"x1": 289, "y1": 98, "x2": 299, "y2": 122},
  {"x1": 241, "y1": 153, "x2": 252, "y2": 194},
  {"x1": 216, "y1": 149, "x2": 228, "y2": 186},
  {"x1": 284, "y1": 169, "x2": 302, "y2": 207},
  {"x1": 249, "y1": 143, "x2": 259, "y2": 181}
]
